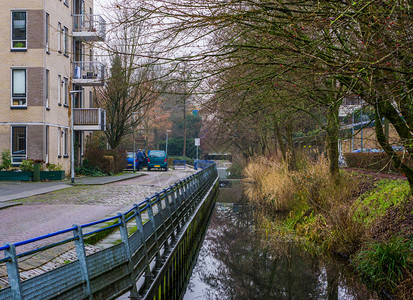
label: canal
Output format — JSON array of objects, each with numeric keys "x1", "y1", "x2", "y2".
[{"x1": 183, "y1": 181, "x2": 377, "y2": 299}]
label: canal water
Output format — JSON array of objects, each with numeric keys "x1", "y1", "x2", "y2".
[{"x1": 183, "y1": 181, "x2": 377, "y2": 300}]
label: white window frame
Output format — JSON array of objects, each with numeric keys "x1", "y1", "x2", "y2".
[
  {"x1": 11, "y1": 68, "x2": 27, "y2": 107},
  {"x1": 58, "y1": 22, "x2": 62, "y2": 52},
  {"x1": 11, "y1": 126, "x2": 27, "y2": 164},
  {"x1": 46, "y1": 69, "x2": 49, "y2": 108},
  {"x1": 58, "y1": 74, "x2": 62, "y2": 105},
  {"x1": 63, "y1": 77, "x2": 68, "y2": 105},
  {"x1": 45, "y1": 125, "x2": 49, "y2": 163},
  {"x1": 63, "y1": 26, "x2": 68, "y2": 55},
  {"x1": 11, "y1": 11, "x2": 27, "y2": 50},
  {"x1": 45, "y1": 13, "x2": 50, "y2": 52},
  {"x1": 63, "y1": 128, "x2": 68, "y2": 156},
  {"x1": 57, "y1": 128, "x2": 61, "y2": 157}
]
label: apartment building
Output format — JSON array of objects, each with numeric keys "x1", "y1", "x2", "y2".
[{"x1": 0, "y1": 0, "x2": 106, "y2": 174}]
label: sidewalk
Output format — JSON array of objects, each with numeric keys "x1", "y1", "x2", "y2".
[{"x1": 0, "y1": 172, "x2": 144, "y2": 204}]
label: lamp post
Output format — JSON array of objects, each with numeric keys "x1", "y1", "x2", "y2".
[
  {"x1": 70, "y1": 90, "x2": 82, "y2": 184},
  {"x1": 132, "y1": 112, "x2": 138, "y2": 173},
  {"x1": 165, "y1": 130, "x2": 172, "y2": 157}
]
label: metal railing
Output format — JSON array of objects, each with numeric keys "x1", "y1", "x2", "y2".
[
  {"x1": 173, "y1": 160, "x2": 186, "y2": 170},
  {"x1": 73, "y1": 14, "x2": 106, "y2": 39},
  {"x1": 0, "y1": 164, "x2": 218, "y2": 299},
  {"x1": 73, "y1": 61, "x2": 105, "y2": 81},
  {"x1": 74, "y1": 108, "x2": 106, "y2": 126}
]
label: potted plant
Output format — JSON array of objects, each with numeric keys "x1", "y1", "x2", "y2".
[
  {"x1": 0, "y1": 154, "x2": 33, "y2": 181},
  {"x1": 40, "y1": 163, "x2": 65, "y2": 180},
  {"x1": 0, "y1": 150, "x2": 12, "y2": 171}
]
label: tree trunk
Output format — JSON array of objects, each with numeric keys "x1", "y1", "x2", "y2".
[
  {"x1": 326, "y1": 104, "x2": 340, "y2": 179},
  {"x1": 274, "y1": 121, "x2": 286, "y2": 160},
  {"x1": 374, "y1": 107, "x2": 413, "y2": 191}
]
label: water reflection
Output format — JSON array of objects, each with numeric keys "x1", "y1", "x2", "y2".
[{"x1": 184, "y1": 188, "x2": 377, "y2": 300}]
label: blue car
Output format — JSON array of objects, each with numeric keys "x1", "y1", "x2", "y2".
[{"x1": 126, "y1": 152, "x2": 136, "y2": 169}]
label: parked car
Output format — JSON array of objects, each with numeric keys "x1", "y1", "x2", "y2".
[
  {"x1": 126, "y1": 152, "x2": 135, "y2": 169},
  {"x1": 147, "y1": 150, "x2": 167, "y2": 171}
]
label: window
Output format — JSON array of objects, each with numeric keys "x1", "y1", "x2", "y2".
[
  {"x1": 89, "y1": 90, "x2": 93, "y2": 108},
  {"x1": 46, "y1": 69, "x2": 49, "y2": 108},
  {"x1": 12, "y1": 126, "x2": 26, "y2": 163},
  {"x1": 58, "y1": 75, "x2": 62, "y2": 104},
  {"x1": 63, "y1": 77, "x2": 68, "y2": 105},
  {"x1": 12, "y1": 11, "x2": 27, "y2": 49},
  {"x1": 12, "y1": 69, "x2": 26, "y2": 106},
  {"x1": 58, "y1": 128, "x2": 61, "y2": 157},
  {"x1": 45, "y1": 126, "x2": 49, "y2": 163},
  {"x1": 63, "y1": 26, "x2": 68, "y2": 55},
  {"x1": 63, "y1": 128, "x2": 68, "y2": 156},
  {"x1": 58, "y1": 22, "x2": 62, "y2": 52},
  {"x1": 45, "y1": 13, "x2": 50, "y2": 52}
]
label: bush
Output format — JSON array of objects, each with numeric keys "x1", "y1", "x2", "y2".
[
  {"x1": 0, "y1": 150, "x2": 12, "y2": 171},
  {"x1": 20, "y1": 159, "x2": 35, "y2": 172},
  {"x1": 46, "y1": 163, "x2": 63, "y2": 171},
  {"x1": 169, "y1": 156, "x2": 195, "y2": 166},
  {"x1": 344, "y1": 152, "x2": 413, "y2": 173},
  {"x1": 83, "y1": 147, "x2": 127, "y2": 175},
  {"x1": 75, "y1": 159, "x2": 106, "y2": 176}
]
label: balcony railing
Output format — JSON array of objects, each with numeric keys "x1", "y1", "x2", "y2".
[
  {"x1": 73, "y1": 108, "x2": 106, "y2": 131},
  {"x1": 73, "y1": 14, "x2": 106, "y2": 42},
  {"x1": 72, "y1": 61, "x2": 105, "y2": 86}
]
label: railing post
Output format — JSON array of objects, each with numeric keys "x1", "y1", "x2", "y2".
[
  {"x1": 73, "y1": 225, "x2": 93, "y2": 299},
  {"x1": 146, "y1": 199, "x2": 162, "y2": 264},
  {"x1": 118, "y1": 214, "x2": 139, "y2": 299},
  {"x1": 133, "y1": 204, "x2": 153, "y2": 285},
  {"x1": 156, "y1": 193, "x2": 169, "y2": 251},
  {"x1": 163, "y1": 189, "x2": 175, "y2": 242},
  {"x1": 4, "y1": 243, "x2": 23, "y2": 299}
]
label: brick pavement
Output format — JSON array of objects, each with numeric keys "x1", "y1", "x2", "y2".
[{"x1": 0, "y1": 169, "x2": 195, "y2": 290}]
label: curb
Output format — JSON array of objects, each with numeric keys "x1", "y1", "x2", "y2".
[
  {"x1": 71, "y1": 173, "x2": 145, "y2": 186},
  {"x1": 0, "y1": 202, "x2": 22, "y2": 210}
]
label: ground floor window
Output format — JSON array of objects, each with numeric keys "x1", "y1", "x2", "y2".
[
  {"x1": 63, "y1": 128, "x2": 68, "y2": 156},
  {"x1": 11, "y1": 126, "x2": 26, "y2": 163}
]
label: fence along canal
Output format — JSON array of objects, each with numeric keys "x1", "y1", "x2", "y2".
[{"x1": 0, "y1": 164, "x2": 219, "y2": 299}]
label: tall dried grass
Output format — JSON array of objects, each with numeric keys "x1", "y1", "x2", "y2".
[
  {"x1": 243, "y1": 156, "x2": 296, "y2": 211},
  {"x1": 244, "y1": 154, "x2": 365, "y2": 255}
]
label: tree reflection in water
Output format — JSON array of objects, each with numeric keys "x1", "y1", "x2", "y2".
[{"x1": 184, "y1": 201, "x2": 377, "y2": 300}]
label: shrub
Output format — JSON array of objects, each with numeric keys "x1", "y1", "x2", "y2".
[
  {"x1": 83, "y1": 147, "x2": 127, "y2": 175},
  {"x1": 75, "y1": 159, "x2": 106, "y2": 176},
  {"x1": 353, "y1": 237, "x2": 413, "y2": 293},
  {"x1": 46, "y1": 163, "x2": 63, "y2": 171},
  {"x1": 169, "y1": 156, "x2": 195, "y2": 167},
  {"x1": 20, "y1": 159, "x2": 35, "y2": 172},
  {"x1": 0, "y1": 150, "x2": 12, "y2": 171}
]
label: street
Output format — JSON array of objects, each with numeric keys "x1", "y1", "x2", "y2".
[{"x1": 0, "y1": 169, "x2": 195, "y2": 247}]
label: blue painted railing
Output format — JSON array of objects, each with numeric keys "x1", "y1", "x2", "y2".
[{"x1": 0, "y1": 164, "x2": 218, "y2": 299}]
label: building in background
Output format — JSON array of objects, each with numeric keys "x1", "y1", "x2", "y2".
[{"x1": 0, "y1": 0, "x2": 106, "y2": 173}]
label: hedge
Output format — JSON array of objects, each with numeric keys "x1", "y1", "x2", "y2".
[
  {"x1": 84, "y1": 148, "x2": 127, "y2": 175},
  {"x1": 344, "y1": 152, "x2": 412, "y2": 173}
]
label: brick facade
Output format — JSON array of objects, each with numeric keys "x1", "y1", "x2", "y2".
[{"x1": 0, "y1": 0, "x2": 103, "y2": 175}]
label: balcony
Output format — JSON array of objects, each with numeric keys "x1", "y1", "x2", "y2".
[
  {"x1": 73, "y1": 61, "x2": 105, "y2": 86},
  {"x1": 73, "y1": 108, "x2": 106, "y2": 131},
  {"x1": 73, "y1": 14, "x2": 106, "y2": 42}
]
